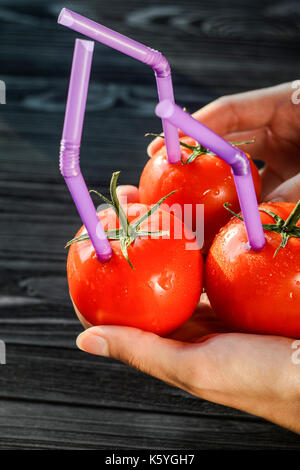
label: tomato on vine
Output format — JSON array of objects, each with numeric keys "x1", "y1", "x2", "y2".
[
  {"x1": 67, "y1": 172, "x2": 203, "y2": 335},
  {"x1": 139, "y1": 135, "x2": 261, "y2": 253},
  {"x1": 205, "y1": 201, "x2": 300, "y2": 337}
]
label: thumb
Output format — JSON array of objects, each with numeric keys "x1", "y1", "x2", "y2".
[
  {"x1": 265, "y1": 173, "x2": 300, "y2": 203},
  {"x1": 76, "y1": 325, "x2": 202, "y2": 390}
]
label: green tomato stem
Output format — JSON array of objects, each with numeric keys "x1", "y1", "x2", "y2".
[
  {"x1": 145, "y1": 132, "x2": 255, "y2": 164},
  {"x1": 66, "y1": 171, "x2": 175, "y2": 268},
  {"x1": 283, "y1": 199, "x2": 300, "y2": 230},
  {"x1": 224, "y1": 201, "x2": 300, "y2": 257}
]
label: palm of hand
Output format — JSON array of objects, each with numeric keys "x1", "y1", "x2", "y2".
[{"x1": 167, "y1": 294, "x2": 229, "y2": 343}]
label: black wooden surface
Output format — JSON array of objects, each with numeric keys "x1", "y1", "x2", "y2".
[{"x1": 1, "y1": 0, "x2": 300, "y2": 450}]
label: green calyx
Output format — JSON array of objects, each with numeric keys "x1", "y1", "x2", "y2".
[
  {"x1": 224, "y1": 200, "x2": 300, "y2": 257},
  {"x1": 66, "y1": 171, "x2": 175, "y2": 268},
  {"x1": 145, "y1": 133, "x2": 255, "y2": 165}
]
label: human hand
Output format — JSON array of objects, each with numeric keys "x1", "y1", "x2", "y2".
[
  {"x1": 75, "y1": 185, "x2": 300, "y2": 434},
  {"x1": 76, "y1": 296, "x2": 300, "y2": 433},
  {"x1": 148, "y1": 82, "x2": 300, "y2": 202}
]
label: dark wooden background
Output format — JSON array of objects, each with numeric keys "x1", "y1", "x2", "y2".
[{"x1": 1, "y1": 0, "x2": 300, "y2": 450}]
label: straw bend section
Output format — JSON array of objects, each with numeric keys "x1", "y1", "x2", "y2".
[
  {"x1": 60, "y1": 141, "x2": 80, "y2": 177},
  {"x1": 156, "y1": 100, "x2": 266, "y2": 251},
  {"x1": 58, "y1": 7, "x2": 181, "y2": 164},
  {"x1": 60, "y1": 39, "x2": 113, "y2": 262}
]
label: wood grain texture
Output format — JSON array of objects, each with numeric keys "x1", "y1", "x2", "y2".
[{"x1": 0, "y1": 0, "x2": 300, "y2": 450}]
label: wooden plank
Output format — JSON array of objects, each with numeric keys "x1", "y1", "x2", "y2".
[
  {"x1": 0, "y1": 400, "x2": 298, "y2": 450},
  {"x1": 0, "y1": 0, "x2": 300, "y2": 450}
]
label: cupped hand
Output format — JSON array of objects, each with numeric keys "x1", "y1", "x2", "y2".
[
  {"x1": 75, "y1": 184, "x2": 300, "y2": 434},
  {"x1": 76, "y1": 295, "x2": 300, "y2": 433},
  {"x1": 148, "y1": 82, "x2": 300, "y2": 202}
]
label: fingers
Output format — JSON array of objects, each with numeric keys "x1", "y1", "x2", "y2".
[
  {"x1": 226, "y1": 125, "x2": 300, "y2": 183},
  {"x1": 260, "y1": 166, "x2": 283, "y2": 200},
  {"x1": 147, "y1": 83, "x2": 292, "y2": 157},
  {"x1": 147, "y1": 135, "x2": 165, "y2": 158},
  {"x1": 116, "y1": 185, "x2": 139, "y2": 204},
  {"x1": 223, "y1": 128, "x2": 268, "y2": 160},
  {"x1": 265, "y1": 173, "x2": 300, "y2": 203},
  {"x1": 147, "y1": 133, "x2": 186, "y2": 157},
  {"x1": 192, "y1": 83, "x2": 291, "y2": 136},
  {"x1": 76, "y1": 325, "x2": 206, "y2": 391}
]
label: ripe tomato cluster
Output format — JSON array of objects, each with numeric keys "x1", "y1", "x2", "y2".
[{"x1": 67, "y1": 137, "x2": 300, "y2": 338}]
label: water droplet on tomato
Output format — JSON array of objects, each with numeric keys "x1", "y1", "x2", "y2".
[
  {"x1": 149, "y1": 272, "x2": 175, "y2": 293},
  {"x1": 157, "y1": 271, "x2": 175, "y2": 291}
]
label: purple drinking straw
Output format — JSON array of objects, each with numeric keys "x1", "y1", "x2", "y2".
[
  {"x1": 155, "y1": 100, "x2": 266, "y2": 251},
  {"x1": 60, "y1": 39, "x2": 113, "y2": 262},
  {"x1": 58, "y1": 7, "x2": 181, "y2": 164}
]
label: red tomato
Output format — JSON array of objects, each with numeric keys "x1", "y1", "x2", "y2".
[
  {"x1": 205, "y1": 202, "x2": 300, "y2": 338},
  {"x1": 139, "y1": 136, "x2": 261, "y2": 253},
  {"x1": 67, "y1": 203, "x2": 203, "y2": 335}
]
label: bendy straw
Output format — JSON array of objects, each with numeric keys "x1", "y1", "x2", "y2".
[
  {"x1": 155, "y1": 100, "x2": 266, "y2": 251},
  {"x1": 60, "y1": 39, "x2": 113, "y2": 262},
  {"x1": 58, "y1": 7, "x2": 181, "y2": 164}
]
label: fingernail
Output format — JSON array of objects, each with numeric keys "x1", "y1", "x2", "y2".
[{"x1": 76, "y1": 331, "x2": 109, "y2": 357}]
